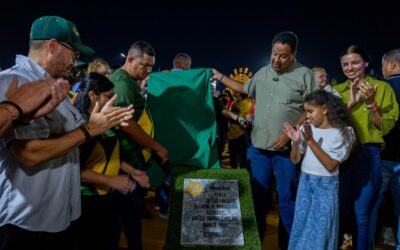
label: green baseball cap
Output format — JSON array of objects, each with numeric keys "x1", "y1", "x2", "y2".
[{"x1": 30, "y1": 16, "x2": 94, "y2": 56}]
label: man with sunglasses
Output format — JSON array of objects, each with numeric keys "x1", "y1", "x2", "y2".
[{"x1": 0, "y1": 16, "x2": 134, "y2": 250}]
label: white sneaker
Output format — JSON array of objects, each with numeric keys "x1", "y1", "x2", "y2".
[
  {"x1": 382, "y1": 227, "x2": 396, "y2": 247},
  {"x1": 340, "y1": 233, "x2": 352, "y2": 249},
  {"x1": 159, "y1": 211, "x2": 169, "y2": 219}
]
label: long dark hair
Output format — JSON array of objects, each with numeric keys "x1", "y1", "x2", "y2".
[
  {"x1": 74, "y1": 72, "x2": 114, "y2": 115},
  {"x1": 304, "y1": 90, "x2": 353, "y2": 143},
  {"x1": 340, "y1": 44, "x2": 373, "y2": 76}
]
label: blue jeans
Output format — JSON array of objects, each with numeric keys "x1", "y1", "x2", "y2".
[
  {"x1": 339, "y1": 144, "x2": 382, "y2": 250},
  {"x1": 369, "y1": 159, "x2": 400, "y2": 250},
  {"x1": 248, "y1": 145, "x2": 297, "y2": 249}
]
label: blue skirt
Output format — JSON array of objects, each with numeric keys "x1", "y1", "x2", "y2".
[{"x1": 288, "y1": 172, "x2": 339, "y2": 250}]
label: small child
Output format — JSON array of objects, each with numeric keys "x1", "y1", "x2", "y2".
[{"x1": 283, "y1": 90, "x2": 355, "y2": 250}]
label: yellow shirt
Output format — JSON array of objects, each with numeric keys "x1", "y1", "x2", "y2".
[
  {"x1": 227, "y1": 98, "x2": 252, "y2": 140},
  {"x1": 332, "y1": 76, "x2": 399, "y2": 146}
]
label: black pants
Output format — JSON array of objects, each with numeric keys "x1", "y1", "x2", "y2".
[
  {"x1": 75, "y1": 193, "x2": 118, "y2": 250},
  {"x1": 0, "y1": 223, "x2": 76, "y2": 250},
  {"x1": 113, "y1": 186, "x2": 145, "y2": 250}
]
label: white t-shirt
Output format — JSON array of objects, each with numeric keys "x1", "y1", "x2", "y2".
[{"x1": 298, "y1": 124, "x2": 355, "y2": 176}]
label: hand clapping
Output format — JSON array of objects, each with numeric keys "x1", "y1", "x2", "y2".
[{"x1": 283, "y1": 122, "x2": 301, "y2": 144}]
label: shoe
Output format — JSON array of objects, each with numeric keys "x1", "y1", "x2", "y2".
[
  {"x1": 159, "y1": 210, "x2": 169, "y2": 219},
  {"x1": 382, "y1": 227, "x2": 396, "y2": 247},
  {"x1": 340, "y1": 233, "x2": 352, "y2": 250},
  {"x1": 152, "y1": 201, "x2": 160, "y2": 211}
]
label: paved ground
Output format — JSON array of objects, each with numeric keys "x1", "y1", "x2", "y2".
[{"x1": 118, "y1": 145, "x2": 395, "y2": 249}]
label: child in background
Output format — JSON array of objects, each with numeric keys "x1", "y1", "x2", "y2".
[{"x1": 283, "y1": 90, "x2": 355, "y2": 250}]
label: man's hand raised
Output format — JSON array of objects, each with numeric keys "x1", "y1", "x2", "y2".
[{"x1": 5, "y1": 77, "x2": 70, "y2": 123}]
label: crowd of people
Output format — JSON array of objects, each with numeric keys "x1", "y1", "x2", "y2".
[
  {"x1": 0, "y1": 15, "x2": 399, "y2": 250},
  {"x1": 212, "y1": 31, "x2": 400, "y2": 250}
]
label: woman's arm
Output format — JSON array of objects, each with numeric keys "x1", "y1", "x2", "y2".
[
  {"x1": 120, "y1": 161, "x2": 150, "y2": 188},
  {"x1": 80, "y1": 168, "x2": 134, "y2": 194}
]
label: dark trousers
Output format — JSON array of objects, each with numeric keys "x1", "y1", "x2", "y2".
[
  {"x1": 113, "y1": 186, "x2": 145, "y2": 250},
  {"x1": 228, "y1": 134, "x2": 248, "y2": 169},
  {"x1": 76, "y1": 193, "x2": 117, "y2": 250},
  {"x1": 0, "y1": 223, "x2": 76, "y2": 250}
]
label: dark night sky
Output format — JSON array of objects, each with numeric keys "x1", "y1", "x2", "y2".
[{"x1": 1, "y1": 0, "x2": 398, "y2": 83}]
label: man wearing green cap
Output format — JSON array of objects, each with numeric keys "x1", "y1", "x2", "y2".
[{"x1": 0, "y1": 16, "x2": 134, "y2": 249}]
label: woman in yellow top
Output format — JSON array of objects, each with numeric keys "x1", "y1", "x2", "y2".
[
  {"x1": 74, "y1": 72, "x2": 149, "y2": 250},
  {"x1": 332, "y1": 45, "x2": 399, "y2": 250},
  {"x1": 227, "y1": 91, "x2": 252, "y2": 169}
]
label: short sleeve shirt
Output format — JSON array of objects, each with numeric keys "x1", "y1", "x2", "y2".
[
  {"x1": 243, "y1": 62, "x2": 317, "y2": 150},
  {"x1": 298, "y1": 125, "x2": 355, "y2": 176},
  {"x1": 110, "y1": 69, "x2": 154, "y2": 165},
  {"x1": 0, "y1": 55, "x2": 83, "y2": 232}
]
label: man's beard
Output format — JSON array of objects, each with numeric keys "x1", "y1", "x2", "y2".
[{"x1": 64, "y1": 67, "x2": 81, "y2": 84}]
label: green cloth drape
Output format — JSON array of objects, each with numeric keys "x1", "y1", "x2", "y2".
[{"x1": 147, "y1": 68, "x2": 220, "y2": 169}]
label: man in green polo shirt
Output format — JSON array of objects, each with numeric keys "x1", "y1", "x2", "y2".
[
  {"x1": 110, "y1": 41, "x2": 168, "y2": 250},
  {"x1": 212, "y1": 31, "x2": 317, "y2": 249}
]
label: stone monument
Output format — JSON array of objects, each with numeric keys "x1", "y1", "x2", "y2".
[{"x1": 181, "y1": 178, "x2": 244, "y2": 246}]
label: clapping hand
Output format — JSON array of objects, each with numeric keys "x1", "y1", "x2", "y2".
[
  {"x1": 283, "y1": 122, "x2": 301, "y2": 144},
  {"x1": 5, "y1": 76, "x2": 70, "y2": 122},
  {"x1": 302, "y1": 120, "x2": 313, "y2": 142},
  {"x1": 348, "y1": 77, "x2": 363, "y2": 107},
  {"x1": 358, "y1": 81, "x2": 377, "y2": 105},
  {"x1": 87, "y1": 94, "x2": 134, "y2": 136}
]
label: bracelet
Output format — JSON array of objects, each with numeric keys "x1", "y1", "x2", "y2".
[
  {"x1": 0, "y1": 101, "x2": 22, "y2": 120},
  {"x1": 219, "y1": 75, "x2": 224, "y2": 82},
  {"x1": 0, "y1": 104, "x2": 19, "y2": 121},
  {"x1": 366, "y1": 102, "x2": 379, "y2": 112},
  {"x1": 0, "y1": 101, "x2": 30, "y2": 125},
  {"x1": 78, "y1": 125, "x2": 92, "y2": 142}
]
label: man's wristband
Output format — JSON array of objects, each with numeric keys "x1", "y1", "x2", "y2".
[
  {"x1": 0, "y1": 101, "x2": 30, "y2": 125},
  {"x1": 78, "y1": 125, "x2": 92, "y2": 142},
  {"x1": 0, "y1": 101, "x2": 23, "y2": 118},
  {"x1": 219, "y1": 75, "x2": 224, "y2": 82},
  {"x1": 0, "y1": 104, "x2": 19, "y2": 121}
]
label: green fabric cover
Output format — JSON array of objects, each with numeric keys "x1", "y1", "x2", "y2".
[{"x1": 147, "y1": 68, "x2": 220, "y2": 169}]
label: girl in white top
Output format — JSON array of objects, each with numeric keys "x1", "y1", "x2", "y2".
[{"x1": 283, "y1": 89, "x2": 355, "y2": 250}]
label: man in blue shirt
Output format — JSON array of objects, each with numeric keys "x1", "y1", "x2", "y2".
[{"x1": 369, "y1": 48, "x2": 400, "y2": 250}]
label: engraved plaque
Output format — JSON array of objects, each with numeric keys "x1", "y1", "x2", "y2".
[{"x1": 181, "y1": 179, "x2": 244, "y2": 246}]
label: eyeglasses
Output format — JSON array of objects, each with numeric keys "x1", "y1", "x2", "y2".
[
  {"x1": 100, "y1": 93, "x2": 114, "y2": 99},
  {"x1": 58, "y1": 41, "x2": 80, "y2": 63}
]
